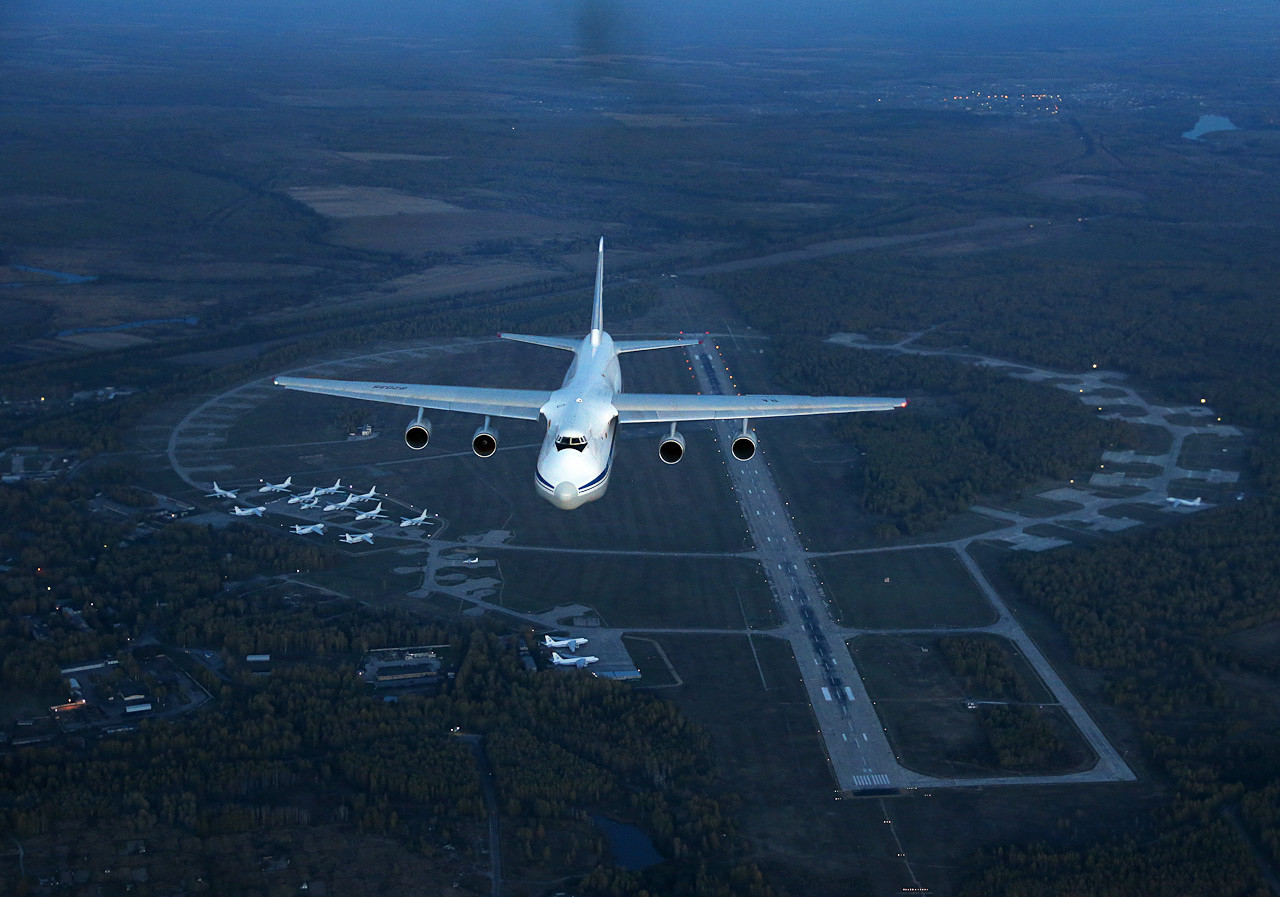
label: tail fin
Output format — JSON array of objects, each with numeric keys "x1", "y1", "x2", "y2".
[{"x1": 591, "y1": 236, "x2": 604, "y2": 345}]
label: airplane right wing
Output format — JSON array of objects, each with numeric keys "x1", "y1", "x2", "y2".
[
  {"x1": 274, "y1": 377, "x2": 553, "y2": 421},
  {"x1": 612, "y1": 393, "x2": 907, "y2": 423}
]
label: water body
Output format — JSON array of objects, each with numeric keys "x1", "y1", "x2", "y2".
[
  {"x1": 1183, "y1": 115, "x2": 1237, "y2": 140},
  {"x1": 591, "y1": 816, "x2": 663, "y2": 870}
]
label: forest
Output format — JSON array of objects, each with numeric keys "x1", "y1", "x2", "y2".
[
  {"x1": 703, "y1": 217, "x2": 1280, "y2": 893},
  {"x1": 765, "y1": 337, "x2": 1135, "y2": 534},
  {"x1": 0, "y1": 476, "x2": 771, "y2": 896}
]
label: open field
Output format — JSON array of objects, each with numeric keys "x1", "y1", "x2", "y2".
[
  {"x1": 293, "y1": 551, "x2": 423, "y2": 605},
  {"x1": 498, "y1": 554, "x2": 776, "y2": 629},
  {"x1": 187, "y1": 339, "x2": 754, "y2": 552},
  {"x1": 655, "y1": 633, "x2": 887, "y2": 895},
  {"x1": 1178, "y1": 432, "x2": 1250, "y2": 471},
  {"x1": 815, "y1": 548, "x2": 996, "y2": 630},
  {"x1": 850, "y1": 633, "x2": 1095, "y2": 778}
]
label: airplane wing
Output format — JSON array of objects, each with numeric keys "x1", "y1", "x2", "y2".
[
  {"x1": 612, "y1": 393, "x2": 907, "y2": 424},
  {"x1": 274, "y1": 377, "x2": 552, "y2": 422}
]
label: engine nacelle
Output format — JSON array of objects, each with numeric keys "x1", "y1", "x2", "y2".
[
  {"x1": 472, "y1": 423, "x2": 498, "y2": 458},
  {"x1": 404, "y1": 418, "x2": 432, "y2": 450},
  {"x1": 658, "y1": 430, "x2": 686, "y2": 465},
  {"x1": 731, "y1": 429, "x2": 757, "y2": 461}
]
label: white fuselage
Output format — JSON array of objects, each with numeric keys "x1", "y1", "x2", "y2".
[{"x1": 535, "y1": 331, "x2": 620, "y2": 510}]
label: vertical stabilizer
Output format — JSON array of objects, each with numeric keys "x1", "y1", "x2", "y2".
[{"x1": 591, "y1": 236, "x2": 604, "y2": 346}]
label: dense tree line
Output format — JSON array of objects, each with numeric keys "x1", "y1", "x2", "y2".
[
  {"x1": 766, "y1": 338, "x2": 1133, "y2": 533},
  {"x1": 0, "y1": 619, "x2": 771, "y2": 895},
  {"x1": 938, "y1": 635, "x2": 1034, "y2": 703},
  {"x1": 704, "y1": 224, "x2": 1280, "y2": 434},
  {"x1": 0, "y1": 476, "x2": 769, "y2": 892},
  {"x1": 0, "y1": 479, "x2": 334, "y2": 689},
  {"x1": 707, "y1": 207, "x2": 1280, "y2": 892}
]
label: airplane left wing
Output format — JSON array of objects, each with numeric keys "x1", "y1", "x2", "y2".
[
  {"x1": 274, "y1": 377, "x2": 552, "y2": 421},
  {"x1": 612, "y1": 393, "x2": 907, "y2": 423}
]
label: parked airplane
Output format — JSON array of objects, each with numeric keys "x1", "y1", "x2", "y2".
[
  {"x1": 231, "y1": 505, "x2": 265, "y2": 517},
  {"x1": 399, "y1": 509, "x2": 436, "y2": 527},
  {"x1": 287, "y1": 487, "x2": 321, "y2": 504},
  {"x1": 353, "y1": 501, "x2": 387, "y2": 521},
  {"x1": 275, "y1": 238, "x2": 907, "y2": 510},
  {"x1": 290, "y1": 523, "x2": 326, "y2": 534},
  {"x1": 1166, "y1": 496, "x2": 1203, "y2": 507},
  {"x1": 258, "y1": 476, "x2": 293, "y2": 493},
  {"x1": 299, "y1": 498, "x2": 321, "y2": 510},
  {"x1": 550, "y1": 651, "x2": 599, "y2": 668},
  {"x1": 339, "y1": 532, "x2": 373, "y2": 544},
  {"x1": 323, "y1": 494, "x2": 360, "y2": 512},
  {"x1": 544, "y1": 634, "x2": 589, "y2": 652},
  {"x1": 315, "y1": 478, "x2": 343, "y2": 495},
  {"x1": 349, "y1": 486, "x2": 381, "y2": 503},
  {"x1": 462, "y1": 557, "x2": 480, "y2": 566},
  {"x1": 205, "y1": 482, "x2": 237, "y2": 499}
]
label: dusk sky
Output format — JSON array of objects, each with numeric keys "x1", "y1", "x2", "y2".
[{"x1": 4, "y1": 0, "x2": 1273, "y2": 54}]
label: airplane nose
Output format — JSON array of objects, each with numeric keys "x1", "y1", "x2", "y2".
[{"x1": 552, "y1": 481, "x2": 579, "y2": 509}]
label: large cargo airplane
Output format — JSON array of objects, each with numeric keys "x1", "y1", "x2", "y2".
[{"x1": 275, "y1": 238, "x2": 907, "y2": 510}]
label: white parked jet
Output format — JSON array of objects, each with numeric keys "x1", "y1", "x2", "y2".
[
  {"x1": 299, "y1": 498, "x2": 321, "y2": 510},
  {"x1": 315, "y1": 478, "x2": 343, "y2": 495},
  {"x1": 349, "y1": 486, "x2": 381, "y2": 503},
  {"x1": 258, "y1": 476, "x2": 293, "y2": 493},
  {"x1": 340, "y1": 532, "x2": 374, "y2": 544},
  {"x1": 1166, "y1": 496, "x2": 1203, "y2": 507},
  {"x1": 544, "y1": 634, "x2": 589, "y2": 652},
  {"x1": 550, "y1": 651, "x2": 599, "y2": 669},
  {"x1": 290, "y1": 523, "x2": 326, "y2": 535},
  {"x1": 231, "y1": 505, "x2": 265, "y2": 517},
  {"x1": 353, "y1": 501, "x2": 387, "y2": 521},
  {"x1": 323, "y1": 494, "x2": 360, "y2": 512},
  {"x1": 287, "y1": 487, "x2": 321, "y2": 504},
  {"x1": 276, "y1": 238, "x2": 907, "y2": 510},
  {"x1": 205, "y1": 482, "x2": 237, "y2": 499},
  {"x1": 399, "y1": 509, "x2": 436, "y2": 527}
]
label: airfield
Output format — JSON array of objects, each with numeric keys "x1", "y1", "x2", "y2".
[{"x1": 135, "y1": 321, "x2": 1249, "y2": 803}]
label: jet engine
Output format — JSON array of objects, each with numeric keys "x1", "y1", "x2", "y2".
[
  {"x1": 472, "y1": 422, "x2": 499, "y2": 458},
  {"x1": 404, "y1": 417, "x2": 432, "y2": 450},
  {"x1": 658, "y1": 429, "x2": 685, "y2": 464},
  {"x1": 731, "y1": 427, "x2": 757, "y2": 461}
]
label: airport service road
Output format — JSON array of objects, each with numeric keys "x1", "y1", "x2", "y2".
[{"x1": 689, "y1": 343, "x2": 1137, "y2": 792}]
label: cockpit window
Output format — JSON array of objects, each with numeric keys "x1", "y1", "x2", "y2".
[{"x1": 555, "y1": 434, "x2": 588, "y2": 452}]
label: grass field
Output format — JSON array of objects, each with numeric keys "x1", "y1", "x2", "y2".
[
  {"x1": 497, "y1": 554, "x2": 776, "y2": 629},
  {"x1": 1178, "y1": 432, "x2": 1250, "y2": 471},
  {"x1": 294, "y1": 552, "x2": 423, "y2": 605},
  {"x1": 850, "y1": 633, "x2": 1094, "y2": 777},
  {"x1": 978, "y1": 493, "x2": 1084, "y2": 517},
  {"x1": 814, "y1": 547, "x2": 995, "y2": 629},
  {"x1": 197, "y1": 340, "x2": 754, "y2": 552}
]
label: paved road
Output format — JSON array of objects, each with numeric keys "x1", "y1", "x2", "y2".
[
  {"x1": 458, "y1": 734, "x2": 502, "y2": 897},
  {"x1": 688, "y1": 341, "x2": 1136, "y2": 791},
  {"x1": 165, "y1": 327, "x2": 1252, "y2": 791}
]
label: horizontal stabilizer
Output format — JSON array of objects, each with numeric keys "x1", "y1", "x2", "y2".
[
  {"x1": 499, "y1": 333, "x2": 580, "y2": 352},
  {"x1": 614, "y1": 338, "x2": 702, "y2": 354}
]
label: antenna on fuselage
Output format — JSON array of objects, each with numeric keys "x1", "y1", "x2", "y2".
[{"x1": 591, "y1": 236, "x2": 604, "y2": 348}]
